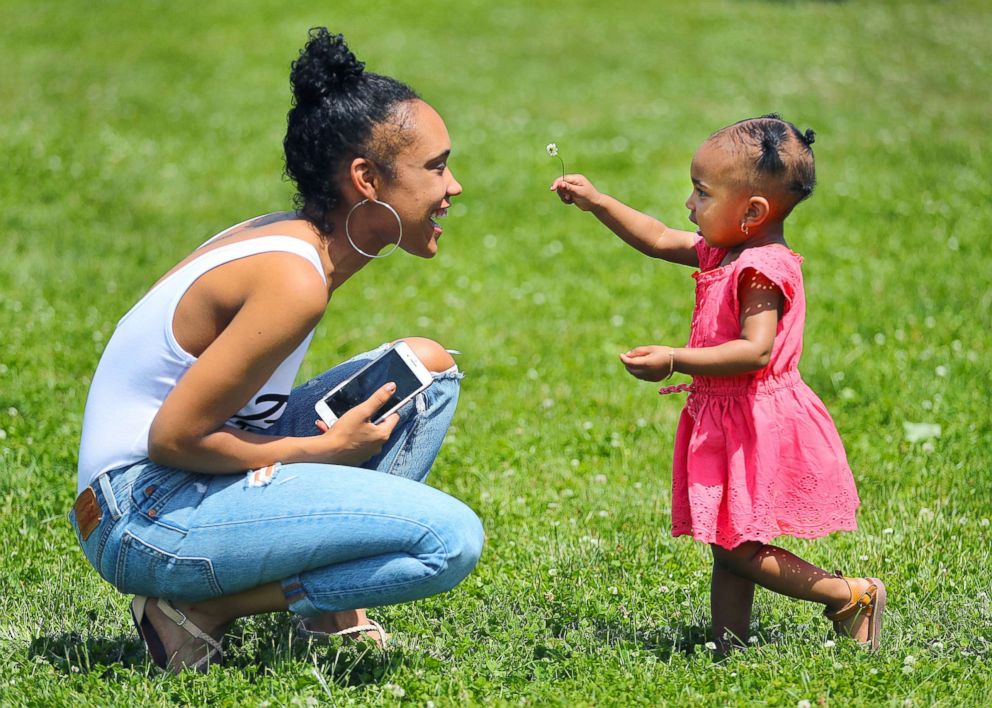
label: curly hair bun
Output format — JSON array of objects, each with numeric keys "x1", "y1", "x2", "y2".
[{"x1": 290, "y1": 28, "x2": 365, "y2": 106}]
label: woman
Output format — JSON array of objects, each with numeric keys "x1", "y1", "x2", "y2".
[{"x1": 70, "y1": 28, "x2": 483, "y2": 672}]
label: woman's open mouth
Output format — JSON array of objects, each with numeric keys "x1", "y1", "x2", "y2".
[{"x1": 430, "y1": 207, "x2": 447, "y2": 236}]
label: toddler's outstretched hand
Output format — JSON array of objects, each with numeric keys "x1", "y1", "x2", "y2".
[
  {"x1": 550, "y1": 174, "x2": 602, "y2": 212},
  {"x1": 620, "y1": 345, "x2": 675, "y2": 381}
]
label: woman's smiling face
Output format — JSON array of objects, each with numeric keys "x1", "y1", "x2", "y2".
[{"x1": 378, "y1": 100, "x2": 462, "y2": 258}]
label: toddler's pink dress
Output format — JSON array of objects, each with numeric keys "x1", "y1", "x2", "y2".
[{"x1": 667, "y1": 237, "x2": 860, "y2": 549}]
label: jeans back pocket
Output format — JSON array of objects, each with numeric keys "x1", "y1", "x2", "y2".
[{"x1": 114, "y1": 530, "x2": 223, "y2": 601}]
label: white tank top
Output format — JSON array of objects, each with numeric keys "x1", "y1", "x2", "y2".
[{"x1": 76, "y1": 229, "x2": 326, "y2": 493}]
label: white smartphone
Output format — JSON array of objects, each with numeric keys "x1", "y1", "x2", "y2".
[{"x1": 314, "y1": 341, "x2": 434, "y2": 427}]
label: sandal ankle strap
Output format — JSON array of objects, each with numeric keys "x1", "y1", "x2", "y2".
[
  {"x1": 823, "y1": 572, "x2": 878, "y2": 621},
  {"x1": 156, "y1": 598, "x2": 225, "y2": 668}
]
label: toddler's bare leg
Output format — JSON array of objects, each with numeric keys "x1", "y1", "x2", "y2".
[
  {"x1": 710, "y1": 552, "x2": 754, "y2": 653},
  {"x1": 710, "y1": 541, "x2": 876, "y2": 642}
]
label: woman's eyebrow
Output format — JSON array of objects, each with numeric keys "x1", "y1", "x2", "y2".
[{"x1": 425, "y1": 149, "x2": 451, "y2": 166}]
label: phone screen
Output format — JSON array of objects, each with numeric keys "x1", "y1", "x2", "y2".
[{"x1": 322, "y1": 348, "x2": 425, "y2": 421}]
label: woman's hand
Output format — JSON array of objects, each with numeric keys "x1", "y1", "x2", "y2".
[
  {"x1": 620, "y1": 345, "x2": 675, "y2": 381},
  {"x1": 550, "y1": 174, "x2": 604, "y2": 212},
  {"x1": 314, "y1": 383, "x2": 401, "y2": 465}
]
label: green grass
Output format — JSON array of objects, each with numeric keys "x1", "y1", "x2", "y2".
[{"x1": 2, "y1": 0, "x2": 991, "y2": 704}]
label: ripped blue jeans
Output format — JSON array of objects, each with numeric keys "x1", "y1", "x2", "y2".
[{"x1": 69, "y1": 345, "x2": 483, "y2": 616}]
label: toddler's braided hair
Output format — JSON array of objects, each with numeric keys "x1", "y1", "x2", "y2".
[{"x1": 711, "y1": 113, "x2": 817, "y2": 216}]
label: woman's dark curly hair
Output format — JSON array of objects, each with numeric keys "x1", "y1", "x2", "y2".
[
  {"x1": 711, "y1": 113, "x2": 817, "y2": 216},
  {"x1": 284, "y1": 29, "x2": 419, "y2": 235}
]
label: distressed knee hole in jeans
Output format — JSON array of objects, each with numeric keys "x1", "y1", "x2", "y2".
[{"x1": 245, "y1": 462, "x2": 283, "y2": 488}]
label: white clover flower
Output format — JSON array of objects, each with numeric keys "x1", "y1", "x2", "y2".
[
  {"x1": 608, "y1": 586, "x2": 619, "y2": 595},
  {"x1": 883, "y1": 528, "x2": 894, "y2": 534},
  {"x1": 904, "y1": 655, "x2": 917, "y2": 665},
  {"x1": 704, "y1": 641, "x2": 717, "y2": 651},
  {"x1": 902, "y1": 665, "x2": 914, "y2": 675},
  {"x1": 823, "y1": 639, "x2": 836, "y2": 648},
  {"x1": 748, "y1": 636, "x2": 758, "y2": 644},
  {"x1": 659, "y1": 585, "x2": 670, "y2": 593},
  {"x1": 384, "y1": 683, "x2": 406, "y2": 699},
  {"x1": 797, "y1": 700, "x2": 812, "y2": 708}
]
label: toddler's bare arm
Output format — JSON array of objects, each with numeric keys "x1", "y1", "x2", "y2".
[{"x1": 551, "y1": 174, "x2": 698, "y2": 266}]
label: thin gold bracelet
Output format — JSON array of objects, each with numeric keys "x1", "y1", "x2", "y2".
[{"x1": 664, "y1": 347, "x2": 676, "y2": 380}]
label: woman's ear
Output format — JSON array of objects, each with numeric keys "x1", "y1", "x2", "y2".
[{"x1": 348, "y1": 157, "x2": 380, "y2": 201}]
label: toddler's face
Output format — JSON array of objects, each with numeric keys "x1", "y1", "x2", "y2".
[{"x1": 684, "y1": 140, "x2": 752, "y2": 249}]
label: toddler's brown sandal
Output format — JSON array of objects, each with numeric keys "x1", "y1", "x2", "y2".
[{"x1": 823, "y1": 571, "x2": 887, "y2": 651}]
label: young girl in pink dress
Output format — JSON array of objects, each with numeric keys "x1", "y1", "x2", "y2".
[{"x1": 552, "y1": 114, "x2": 886, "y2": 652}]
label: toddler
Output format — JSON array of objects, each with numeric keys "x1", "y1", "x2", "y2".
[{"x1": 552, "y1": 114, "x2": 886, "y2": 652}]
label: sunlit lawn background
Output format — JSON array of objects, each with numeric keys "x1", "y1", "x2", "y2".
[{"x1": 1, "y1": 0, "x2": 990, "y2": 704}]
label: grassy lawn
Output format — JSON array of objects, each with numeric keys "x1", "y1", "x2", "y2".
[{"x1": 2, "y1": 0, "x2": 990, "y2": 704}]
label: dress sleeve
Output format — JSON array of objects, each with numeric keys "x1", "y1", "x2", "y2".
[
  {"x1": 693, "y1": 234, "x2": 727, "y2": 272},
  {"x1": 733, "y1": 247, "x2": 802, "y2": 311}
]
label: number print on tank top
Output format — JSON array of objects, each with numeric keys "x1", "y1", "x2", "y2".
[{"x1": 229, "y1": 393, "x2": 290, "y2": 430}]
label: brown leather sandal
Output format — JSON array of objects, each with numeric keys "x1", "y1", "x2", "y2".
[{"x1": 824, "y1": 572, "x2": 887, "y2": 651}]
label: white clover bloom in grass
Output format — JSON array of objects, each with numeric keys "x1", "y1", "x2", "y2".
[
  {"x1": 659, "y1": 585, "x2": 670, "y2": 593},
  {"x1": 384, "y1": 683, "x2": 406, "y2": 699},
  {"x1": 797, "y1": 701, "x2": 812, "y2": 708},
  {"x1": 823, "y1": 639, "x2": 836, "y2": 648},
  {"x1": 704, "y1": 641, "x2": 717, "y2": 651},
  {"x1": 608, "y1": 586, "x2": 619, "y2": 595},
  {"x1": 904, "y1": 655, "x2": 917, "y2": 665},
  {"x1": 748, "y1": 636, "x2": 759, "y2": 644}
]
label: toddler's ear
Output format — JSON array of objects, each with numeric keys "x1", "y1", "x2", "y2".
[{"x1": 745, "y1": 196, "x2": 771, "y2": 227}]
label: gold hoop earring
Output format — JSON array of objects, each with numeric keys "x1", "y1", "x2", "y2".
[
  {"x1": 345, "y1": 199, "x2": 403, "y2": 259},
  {"x1": 740, "y1": 220, "x2": 749, "y2": 237}
]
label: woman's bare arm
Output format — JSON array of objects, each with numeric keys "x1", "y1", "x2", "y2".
[{"x1": 147, "y1": 255, "x2": 396, "y2": 473}]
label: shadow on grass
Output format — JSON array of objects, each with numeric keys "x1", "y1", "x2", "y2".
[
  {"x1": 27, "y1": 614, "x2": 404, "y2": 686},
  {"x1": 590, "y1": 619, "x2": 712, "y2": 660}
]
